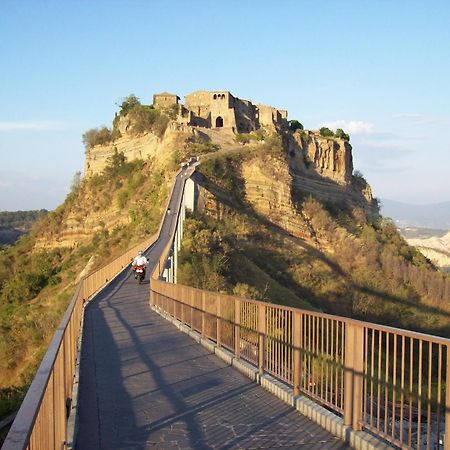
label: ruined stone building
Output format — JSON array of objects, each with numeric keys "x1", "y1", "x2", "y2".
[
  {"x1": 153, "y1": 92, "x2": 180, "y2": 108},
  {"x1": 152, "y1": 90, "x2": 288, "y2": 133}
]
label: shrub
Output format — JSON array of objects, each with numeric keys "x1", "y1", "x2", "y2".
[
  {"x1": 235, "y1": 129, "x2": 266, "y2": 145},
  {"x1": 235, "y1": 133, "x2": 251, "y2": 144}
]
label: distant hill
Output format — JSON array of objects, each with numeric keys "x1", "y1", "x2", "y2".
[
  {"x1": 380, "y1": 199, "x2": 450, "y2": 229},
  {"x1": 0, "y1": 210, "x2": 48, "y2": 247}
]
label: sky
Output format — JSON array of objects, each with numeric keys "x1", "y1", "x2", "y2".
[{"x1": 1, "y1": 0, "x2": 449, "y2": 210}]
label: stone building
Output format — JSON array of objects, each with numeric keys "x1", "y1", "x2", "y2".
[
  {"x1": 183, "y1": 90, "x2": 287, "y2": 133},
  {"x1": 153, "y1": 92, "x2": 180, "y2": 108}
]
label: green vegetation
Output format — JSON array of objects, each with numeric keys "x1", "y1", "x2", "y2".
[
  {"x1": 319, "y1": 127, "x2": 334, "y2": 138},
  {"x1": 319, "y1": 126, "x2": 350, "y2": 141},
  {"x1": 0, "y1": 210, "x2": 48, "y2": 230},
  {"x1": 83, "y1": 94, "x2": 173, "y2": 151},
  {"x1": 178, "y1": 211, "x2": 313, "y2": 309},
  {"x1": 234, "y1": 128, "x2": 266, "y2": 144},
  {"x1": 82, "y1": 126, "x2": 114, "y2": 149},
  {"x1": 114, "y1": 94, "x2": 170, "y2": 138},
  {"x1": 335, "y1": 128, "x2": 350, "y2": 141},
  {"x1": 289, "y1": 120, "x2": 304, "y2": 132}
]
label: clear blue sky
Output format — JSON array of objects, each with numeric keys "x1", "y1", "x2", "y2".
[{"x1": 1, "y1": 0, "x2": 449, "y2": 210}]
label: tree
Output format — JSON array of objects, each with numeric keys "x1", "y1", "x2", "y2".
[
  {"x1": 289, "y1": 120, "x2": 304, "y2": 132},
  {"x1": 335, "y1": 128, "x2": 350, "y2": 141},
  {"x1": 319, "y1": 127, "x2": 334, "y2": 138},
  {"x1": 118, "y1": 94, "x2": 141, "y2": 116},
  {"x1": 82, "y1": 127, "x2": 113, "y2": 148}
]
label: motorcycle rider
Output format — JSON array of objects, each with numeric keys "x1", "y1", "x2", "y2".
[{"x1": 132, "y1": 250, "x2": 149, "y2": 279}]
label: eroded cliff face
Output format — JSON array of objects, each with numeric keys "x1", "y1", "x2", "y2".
[
  {"x1": 84, "y1": 122, "x2": 194, "y2": 177},
  {"x1": 241, "y1": 156, "x2": 312, "y2": 239},
  {"x1": 287, "y1": 132, "x2": 353, "y2": 185},
  {"x1": 284, "y1": 131, "x2": 375, "y2": 210}
]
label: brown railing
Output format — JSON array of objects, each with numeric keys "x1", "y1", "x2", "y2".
[
  {"x1": 2, "y1": 235, "x2": 157, "y2": 450},
  {"x1": 150, "y1": 194, "x2": 450, "y2": 450}
]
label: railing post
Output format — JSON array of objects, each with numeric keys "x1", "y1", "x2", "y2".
[
  {"x1": 445, "y1": 346, "x2": 450, "y2": 450},
  {"x1": 201, "y1": 292, "x2": 206, "y2": 338},
  {"x1": 352, "y1": 325, "x2": 364, "y2": 431},
  {"x1": 234, "y1": 299, "x2": 241, "y2": 359},
  {"x1": 344, "y1": 322, "x2": 364, "y2": 430},
  {"x1": 344, "y1": 322, "x2": 354, "y2": 426},
  {"x1": 180, "y1": 288, "x2": 185, "y2": 325},
  {"x1": 216, "y1": 296, "x2": 221, "y2": 348},
  {"x1": 190, "y1": 289, "x2": 194, "y2": 328},
  {"x1": 293, "y1": 311, "x2": 302, "y2": 396},
  {"x1": 258, "y1": 303, "x2": 265, "y2": 375}
]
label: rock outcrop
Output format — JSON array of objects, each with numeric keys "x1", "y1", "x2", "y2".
[{"x1": 286, "y1": 132, "x2": 353, "y2": 186}]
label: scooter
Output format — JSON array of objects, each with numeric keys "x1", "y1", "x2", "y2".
[{"x1": 133, "y1": 265, "x2": 146, "y2": 284}]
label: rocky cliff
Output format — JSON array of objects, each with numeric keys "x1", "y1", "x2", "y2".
[
  {"x1": 80, "y1": 117, "x2": 377, "y2": 253},
  {"x1": 84, "y1": 122, "x2": 193, "y2": 177}
]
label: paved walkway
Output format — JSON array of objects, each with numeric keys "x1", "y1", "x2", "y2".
[
  {"x1": 76, "y1": 272, "x2": 349, "y2": 450},
  {"x1": 76, "y1": 169, "x2": 349, "y2": 449}
]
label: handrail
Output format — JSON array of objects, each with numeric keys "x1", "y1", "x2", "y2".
[
  {"x1": 150, "y1": 171, "x2": 450, "y2": 450},
  {"x1": 2, "y1": 231, "x2": 158, "y2": 449}
]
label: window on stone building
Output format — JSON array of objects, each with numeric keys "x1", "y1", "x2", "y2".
[
  {"x1": 213, "y1": 94, "x2": 217, "y2": 100},
  {"x1": 216, "y1": 116, "x2": 224, "y2": 127}
]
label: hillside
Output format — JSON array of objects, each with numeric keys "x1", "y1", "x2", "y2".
[
  {"x1": 176, "y1": 142, "x2": 449, "y2": 335},
  {"x1": 1, "y1": 91, "x2": 449, "y2": 428}
]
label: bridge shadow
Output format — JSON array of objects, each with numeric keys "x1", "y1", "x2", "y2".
[{"x1": 77, "y1": 267, "x2": 212, "y2": 449}]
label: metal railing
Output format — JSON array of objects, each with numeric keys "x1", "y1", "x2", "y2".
[
  {"x1": 150, "y1": 183, "x2": 450, "y2": 450},
  {"x1": 2, "y1": 235, "x2": 157, "y2": 450}
]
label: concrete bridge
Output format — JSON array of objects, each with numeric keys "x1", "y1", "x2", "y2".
[{"x1": 3, "y1": 164, "x2": 448, "y2": 450}]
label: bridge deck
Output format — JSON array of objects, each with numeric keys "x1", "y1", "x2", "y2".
[
  {"x1": 76, "y1": 272, "x2": 349, "y2": 450},
  {"x1": 76, "y1": 170, "x2": 349, "y2": 449}
]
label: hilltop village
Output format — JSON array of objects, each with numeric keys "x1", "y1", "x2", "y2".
[{"x1": 153, "y1": 90, "x2": 288, "y2": 132}]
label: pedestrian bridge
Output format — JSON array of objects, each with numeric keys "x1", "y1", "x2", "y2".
[{"x1": 3, "y1": 165, "x2": 448, "y2": 450}]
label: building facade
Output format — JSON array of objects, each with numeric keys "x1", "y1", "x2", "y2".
[{"x1": 182, "y1": 90, "x2": 288, "y2": 133}]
